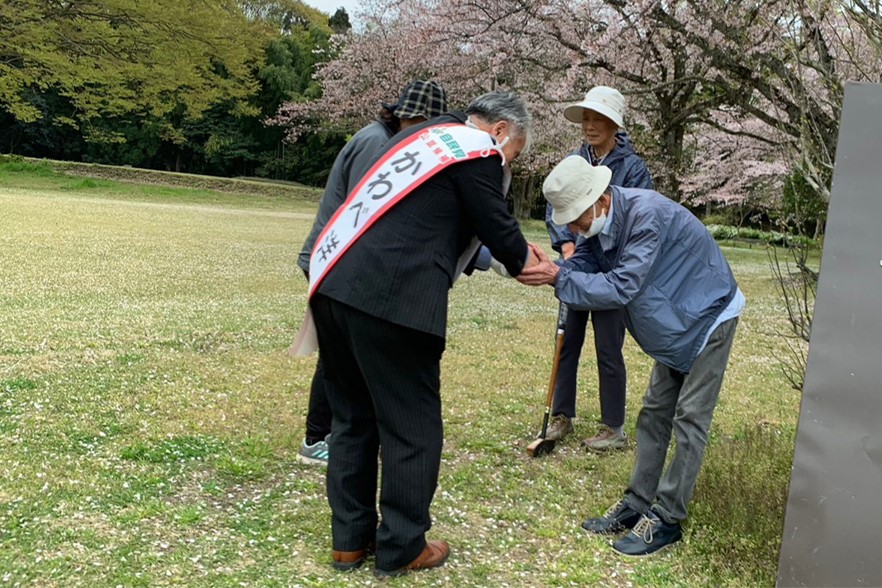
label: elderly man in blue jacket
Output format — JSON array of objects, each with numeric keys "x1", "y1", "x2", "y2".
[{"x1": 518, "y1": 155, "x2": 744, "y2": 557}]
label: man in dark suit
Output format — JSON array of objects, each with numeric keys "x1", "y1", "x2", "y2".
[
  {"x1": 309, "y1": 91, "x2": 538, "y2": 577},
  {"x1": 296, "y1": 80, "x2": 449, "y2": 467}
]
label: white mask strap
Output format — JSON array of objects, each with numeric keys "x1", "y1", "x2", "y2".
[
  {"x1": 468, "y1": 117, "x2": 509, "y2": 166},
  {"x1": 481, "y1": 135, "x2": 508, "y2": 167}
]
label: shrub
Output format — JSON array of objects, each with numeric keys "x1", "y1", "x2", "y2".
[
  {"x1": 704, "y1": 223, "x2": 815, "y2": 248},
  {"x1": 688, "y1": 423, "x2": 795, "y2": 584}
]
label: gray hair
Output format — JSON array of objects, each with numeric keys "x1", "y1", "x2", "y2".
[{"x1": 465, "y1": 91, "x2": 532, "y2": 148}]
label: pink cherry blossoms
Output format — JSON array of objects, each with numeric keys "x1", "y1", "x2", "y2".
[{"x1": 271, "y1": 0, "x2": 882, "y2": 213}]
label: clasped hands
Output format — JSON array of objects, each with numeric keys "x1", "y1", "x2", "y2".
[{"x1": 518, "y1": 243, "x2": 559, "y2": 286}]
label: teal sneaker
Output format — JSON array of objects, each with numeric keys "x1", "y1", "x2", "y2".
[{"x1": 298, "y1": 434, "x2": 330, "y2": 466}]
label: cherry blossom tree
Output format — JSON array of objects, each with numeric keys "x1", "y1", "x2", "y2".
[
  {"x1": 655, "y1": 0, "x2": 882, "y2": 204},
  {"x1": 840, "y1": 0, "x2": 882, "y2": 56},
  {"x1": 270, "y1": 0, "x2": 729, "y2": 210},
  {"x1": 271, "y1": 0, "x2": 882, "y2": 217},
  {"x1": 268, "y1": 0, "x2": 586, "y2": 214},
  {"x1": 681, "y1": 112, "x2": 787, "y2": 221}
]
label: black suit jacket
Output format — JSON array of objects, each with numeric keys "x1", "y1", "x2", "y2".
[{"x1": 316, "y1": 112, "x2": 529, "y2": 339}]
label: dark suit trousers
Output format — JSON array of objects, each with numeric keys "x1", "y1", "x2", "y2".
[
  {"x1": 311, "y1": 294, "x2": 445, "y2": 571},
  {"x1": 551, "y1": 307, "x2": 628, "y2": 428},
  {"x1": 304, "y1": 358, "x2": 332, "y2": 444}
]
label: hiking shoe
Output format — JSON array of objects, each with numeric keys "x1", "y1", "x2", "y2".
[
  {"x1": 612, "y1": 510, "x2": 682, "y2": 557},
  {"x1": 580, "y1": 425, "x2": 627, "y2": 452},
  {"x1": 541, "y1": 414, "x2": 574, "y2": 441},
  {"x1": 581, "y1": 499, "x2": 642, "y2": 535},
  {"x1": 298, "y1": 434, "x2": 330, "y2": 466}
]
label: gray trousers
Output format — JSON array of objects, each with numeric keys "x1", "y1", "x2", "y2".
[{"x1": 624, "y1": 317, "x2": 738, "y2": 523}]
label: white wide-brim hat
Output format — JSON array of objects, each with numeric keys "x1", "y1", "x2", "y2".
[
  {"x1": 543, "y1": 156, "x2": 613, "y2": 225},
  {"x1": 563, "y1": 86, "x2": 626, "y2": 128}
]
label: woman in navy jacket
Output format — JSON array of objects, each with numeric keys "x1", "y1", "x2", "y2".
[{"x1": 542, "y1": 86, "x2": 653, "y2": 451}]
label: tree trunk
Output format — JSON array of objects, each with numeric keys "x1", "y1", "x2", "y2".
[{"x1": 511, "y1": 173, "x2": 539, "y2": 220}]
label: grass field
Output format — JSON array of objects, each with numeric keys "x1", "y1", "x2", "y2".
[{"x1": 0, "y1": 162, "x2": 802, "y2": 587}]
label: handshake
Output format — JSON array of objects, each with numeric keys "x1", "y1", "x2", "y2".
[{"x1": 488, "y1": 243, "x2": 560, "y2": 286}]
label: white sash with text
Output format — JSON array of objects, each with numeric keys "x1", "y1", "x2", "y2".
[
  {"x1": 290, "y1": 123, "x2": 500, "y2": 355},
  {"x1": 308, "y1": 123, "x2": 498, "y2": 296}
]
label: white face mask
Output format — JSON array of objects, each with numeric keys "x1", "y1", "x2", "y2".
[{"x1": 579, "y1": 203, "x2": 607, "y2": 238}]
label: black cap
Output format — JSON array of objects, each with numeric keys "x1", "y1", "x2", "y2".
[{"x1": 391, "y1": 80, "x2": 448, "y2": 120}]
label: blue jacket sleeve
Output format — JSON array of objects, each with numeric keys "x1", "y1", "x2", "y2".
[
  {"x1": 555, "y1": 207, "x2": 669, "y2": 310},
  {"x1": 545, "y1": 202, "x2": 576, "y2": 253},
  {"x1": 546, "y1": 148, "x2": 590, "y2": 252},
  {"x1": 622, "y1": 158, "x2": 654, "y2": 190}
]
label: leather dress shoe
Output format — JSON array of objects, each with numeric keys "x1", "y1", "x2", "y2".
[
  {"x1": 332, "y1": 540, "x2": 376, "y2": 571},
  {"x1": 374, "y1": 539, "x2": 450, "y2": 578}
]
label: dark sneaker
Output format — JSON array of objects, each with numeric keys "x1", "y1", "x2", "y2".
[
  {"x1": 374, "y1": 540, "x2": 450, "y2": 578},
  {"x1": 298, "y1": 434, "x2": 329, "y2": 466},
  {"x1": 612, "y1": 511, "x2": 682, "y2": 557},
  {"x1": 580, "y1": 425, "x2": 627, "y2": 452},
  {"x1": 541, "y1": 414, "x2": 574, "y2": 441},
  {"x1": 581, "y1": 499, "x2": 642, "y2": 535}
]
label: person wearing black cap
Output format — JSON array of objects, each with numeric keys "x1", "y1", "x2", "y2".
[{"x1": 296, "y1": 80, "x2": 449, "y2": 467}]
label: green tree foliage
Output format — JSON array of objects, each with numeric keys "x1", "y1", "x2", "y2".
[
  {"x1": 329, "y1": 8, "x2": 352, "y2": 34},
  {"x1": 780, "y1": 171, "x2": 829, "y2": 240},
  {"x1": 0, "y1": 0, "x2": 346, "y2": 184},
  {"x1": 0, "y1": 0, "x2": 260, "y2": 126}
]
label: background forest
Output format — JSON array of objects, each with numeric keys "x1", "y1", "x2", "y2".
[
  {"x1": 1, "y1": 1, "x2": 352, "y2": 185},
  {"x1": 4, "y1": 0, "x2": 882, "y2": 233}
]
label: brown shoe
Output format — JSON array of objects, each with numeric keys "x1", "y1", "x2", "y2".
[
  {"x1": 580, "y1": 425, "x2": 627, "y2": 452},
  {"x1": 374, "y1": 540, "x2": 450, "y2": 578},
  {"x1": 541, "y1": 414, "x2": 574, "y2": 441},
  {"x1": 332, "y1": 540, "x2": 376, "y2": 571},
  {"x1": 332, "y1": 548, "x2": 367, "y2": 571}
]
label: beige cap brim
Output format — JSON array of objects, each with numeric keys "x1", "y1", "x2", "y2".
[{"x1": 563, "y1": 101, "x2": 624, "y2": 128}]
